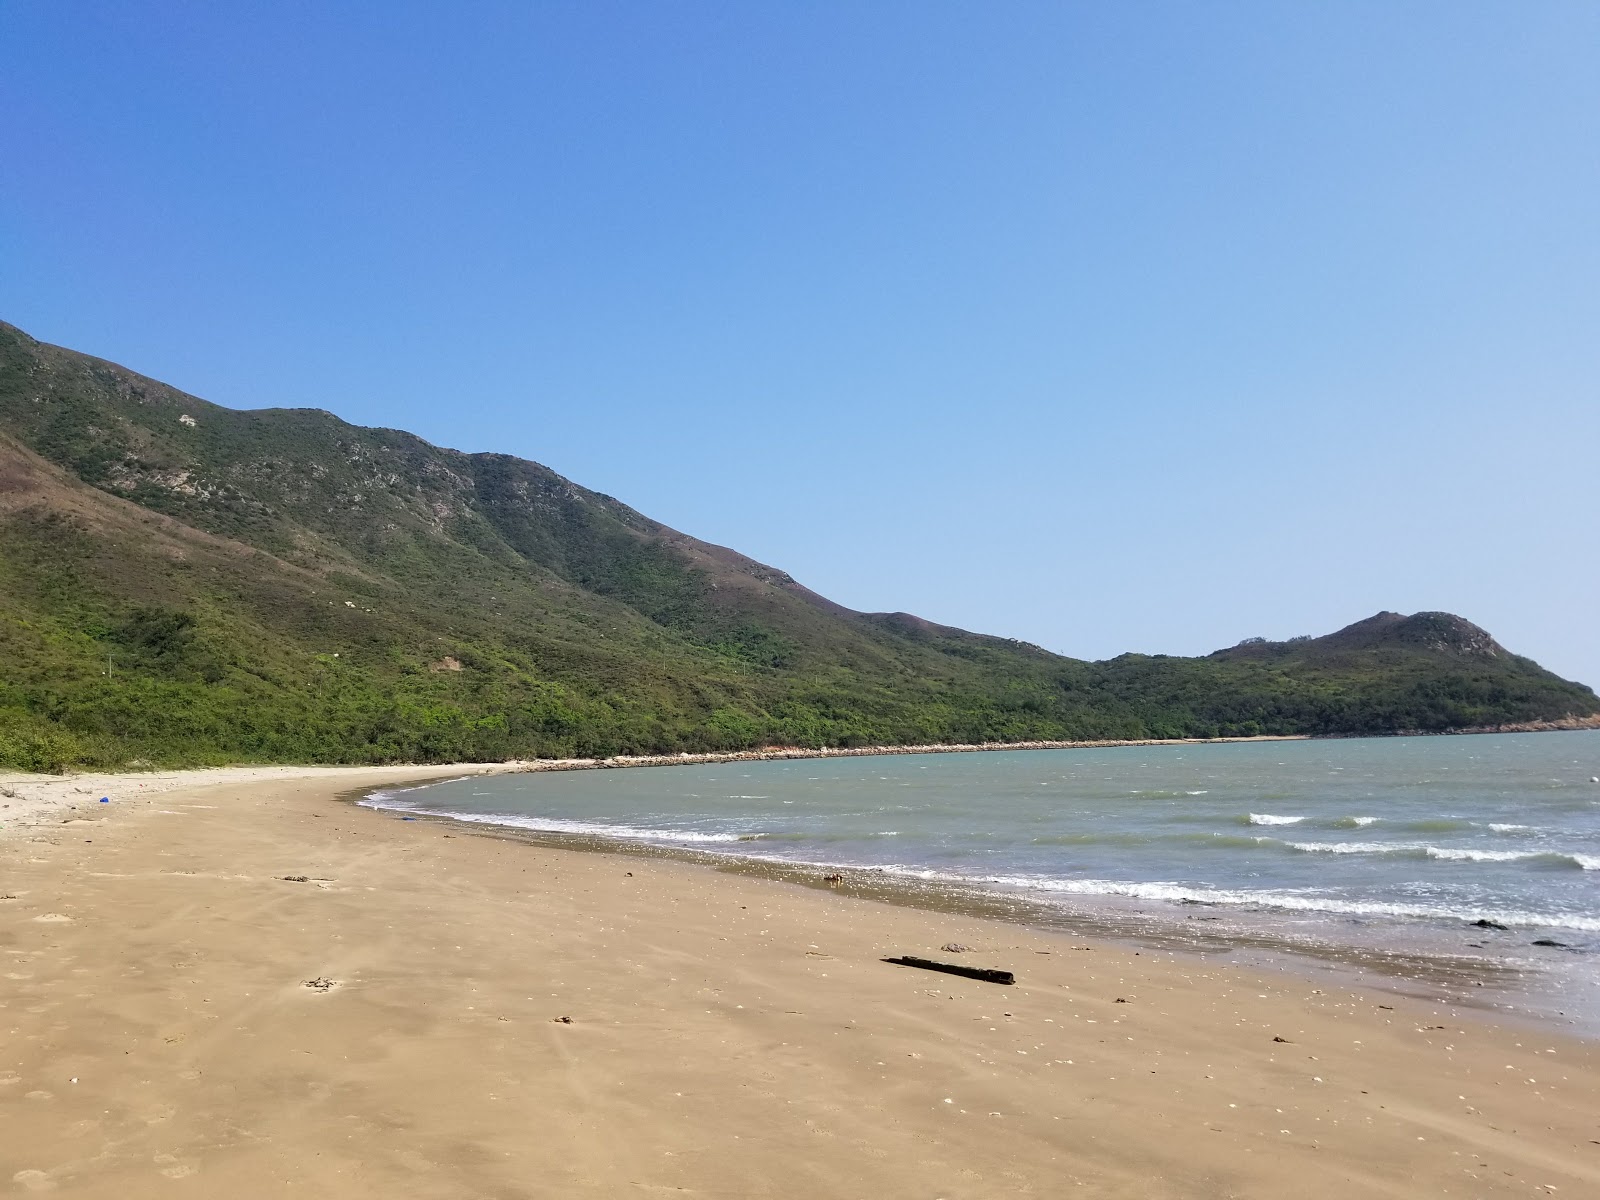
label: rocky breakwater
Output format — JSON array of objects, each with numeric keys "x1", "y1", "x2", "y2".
[{"x1": 509, "y1": 734, "x2": 1310, "y2": 775}]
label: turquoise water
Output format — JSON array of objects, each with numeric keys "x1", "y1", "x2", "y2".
[
  {"x1": 371, "y1": 733, "x2": 1599, "y2": 934},
  {"x1": 366, "y1": 733, "x2": 1599, "y2": 1020}
]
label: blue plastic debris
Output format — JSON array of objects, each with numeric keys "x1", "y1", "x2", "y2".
[
  {"x1": 402, "y1": 816, "x2": 417, "y2": 821},
  {"x1": 100, "y1": 797, "x2": 109, "y2": 803}
]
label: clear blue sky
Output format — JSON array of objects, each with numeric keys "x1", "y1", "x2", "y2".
[{"x1": 3, "y1": 2, "x2": 1596, "y2": 687}]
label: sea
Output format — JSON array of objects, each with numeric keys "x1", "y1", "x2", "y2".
[{"x1": 363, "y1": 731, "x2": 1600, "y2": 1031}]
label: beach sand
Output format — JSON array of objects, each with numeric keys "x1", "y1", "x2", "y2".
[{"x1": 2, "y1": 766, "x2": 1597, "y2": 1197}]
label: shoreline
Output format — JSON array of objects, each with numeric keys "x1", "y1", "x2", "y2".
[
  {"x1": 4, "y1": 765, "x2": 1598, "y2": 1196},
  {"x1": 0, "y1": 760, "x2": 522, "y2": 838},
  {"x1": 365, "y1": 802, "x2": 1549, "y2": 1013},
  {"x1": 357, "y1": 780, "x2": 1599, "y2": 1039},
  {"x1": 498, "y1": 735, "x2": 1310, "y2": 775},
  {"x1": 6, "y1": 716, "x2": 1594, "y2": 812},
  {"x1": 466, "y1": 716, "x2": 1600, "y2": 778}
]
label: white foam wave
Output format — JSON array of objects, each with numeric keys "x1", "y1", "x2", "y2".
[
  {"x1": 1283, "y1": 841, "x2": 1598, "y2": 869},
  {"x1": 358, "y1": 795, "x2": 755, "y2": 844},
  {"x1": 364, "y1": 779, "x2": 468, "y2": 804},
  {"x1": 1426, "y1": 847, "x2": 1542, "y2": 863},
  {"x1": 787, "y1": 863, "x2": 1600, "y2": 930},
  {"x1": 1351, "y1": 816, "x2": 1379, "y2": 827},
  {"x1": 1488, "y1": 823, "x2": 1533, "y2": 833},
  {"x1": 1288, "y1": 840, "x2": 1425, "y2": 855},
  {"x1": 1249, "y1": 813, "x2": 1305, "y2": 826},
  {"x1": 967, "y1": 875, "x2": 1600, "y2": 932},
  {"x1": 1426, "y1": 847, "x2": 1600, "y2": 869}
]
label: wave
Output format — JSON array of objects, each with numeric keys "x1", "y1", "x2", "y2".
[
  {"x1": 739, "y1": 829, "x2": 902, "y2": 844},
  {"x1": 1395, "y1": 818, "x2": 1476, "y2": 833},
  {"x1": 1285, "y1": 840, "x2": 1598, "y2": 869},
  {"x1": 967, "y1": 875, "x2": 1600, "y2": 932},
  {"x1": 1427, "y1": 848, "x2": 1600, "y2": 870},
  {"x1": 1488, "y1": 823, "x2": 1535, "y2": 833},
  {"x1": 364, "y1": 779, "x2": 474, "y2": 804},
  {"x1": 1288, "y1": 840, "x2": 1426, "y2": 855},
  {"x1": 1031, "y1": 832, "x2": 1276, "y2": 850},
  {"x1": 1425, "y1": 847, "x2": 1539, "y2": 863},
  {"x1": 1225, "y1": 815, "x2": 1490, "y2": 833},
  {"x1": 1211, "y1": 813, "x2": 1379, "y2": 830},
  {"x1": 358, "y1": 795, "x2": 759, "y2": 844},
  {"x1": 1032, "y1": 831, "x2": 1155, "y2": 847}
]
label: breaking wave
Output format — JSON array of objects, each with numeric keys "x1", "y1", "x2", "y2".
[
  {"x1": 1285, "y1": 841, "x2": 1597, "y2": 869},
  {"x1": 359, "y1": 793, "x2": 758, "y2": 844},
  {"x1": 964, "y1": 874, "x2": 1600, "y2": 932}
]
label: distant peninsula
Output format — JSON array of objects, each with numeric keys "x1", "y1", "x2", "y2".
[{"x1": 1, "y1": 319, "x2": 1595, "y2": 772}]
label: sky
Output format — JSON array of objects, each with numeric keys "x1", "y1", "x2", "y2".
[{"x1": 2, "y1": 2, "x2": 1597, "y2": 687}]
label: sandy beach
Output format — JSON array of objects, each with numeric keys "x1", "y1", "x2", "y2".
[{"x1": 3, "y1": 765, "x2": 1598, "y2": 1197}]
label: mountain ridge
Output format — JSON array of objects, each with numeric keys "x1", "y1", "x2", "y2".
[{"x1": 1, "y1": 319, "x2": 1594, "y2": 771}]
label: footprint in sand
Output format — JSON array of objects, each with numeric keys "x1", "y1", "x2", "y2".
[
  {"x1": 153, "y1": 1153, "x2": 200, "y2": 1179},
  {"x1": 24, "y1": 1090, "x2": 54, "y2": 1101},
  {"x1": 11, "y1": 1169, "x2": 56, "y2": 1192},
  {"x1": 32, "y1": 914, "x2": 73, "y2": 923}
]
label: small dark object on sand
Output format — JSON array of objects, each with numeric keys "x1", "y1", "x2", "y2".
[
  {"x1": 822, "y1": 873, "x2": 843, "y2": 884},
  {"x1": 1472, "y1": 918, "x2": 1509, "y2": 930},
  {"x1": 882, "y1": 956, "x2": 1014, "y2": 985},
  {"x1": 941, "y1": 943, "x2": 972, "y2": 953},
  {"x1": 305, "y1": 978, "x2": 336, "y2": 991},
  {"x1": 553, "y1": 1015, "x2": 573, "y2": 1024},
  {"x1": 1532, "y1": 938, "x2": 1571, "y2": 948},
  {"x1": 1272, "y1": 1036, "x2": 1292, "y2": 1043},
  {"x1": 1115, "y1": 997, "x2": 1129, "y2": 1003},
  {"x1": 281, "y1": 875, "x2": 310, "y2": 883}
]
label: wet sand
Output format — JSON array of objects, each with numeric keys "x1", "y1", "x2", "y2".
[
  {"x1": 3, "y1": 766, "x2": 1598, "y2": 1197},
  {"x1": 428, "y1": 817, "x2": 1561, "y2": 1016}
]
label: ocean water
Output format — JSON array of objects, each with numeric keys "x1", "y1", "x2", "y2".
[{"x1": 365, "y1": 731, "x2": 1600, "y2": 1020}]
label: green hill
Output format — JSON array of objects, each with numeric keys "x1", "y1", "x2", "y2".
[{"x1": 1, "y1": 319, "x2": 1594, "y2": 771}]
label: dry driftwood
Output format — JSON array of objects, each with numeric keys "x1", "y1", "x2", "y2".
[{"x1": 881, "y1": 956, "x2": 1015, "y2": 985}]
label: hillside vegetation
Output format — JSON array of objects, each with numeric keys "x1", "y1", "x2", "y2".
[{"x1": 1, "y1": 320, "x2": 1594, "y2": 771}]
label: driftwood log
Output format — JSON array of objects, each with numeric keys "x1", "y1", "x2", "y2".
[{"x1": 882, "y1": 956, "x2": 1015, "y2": 985}]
